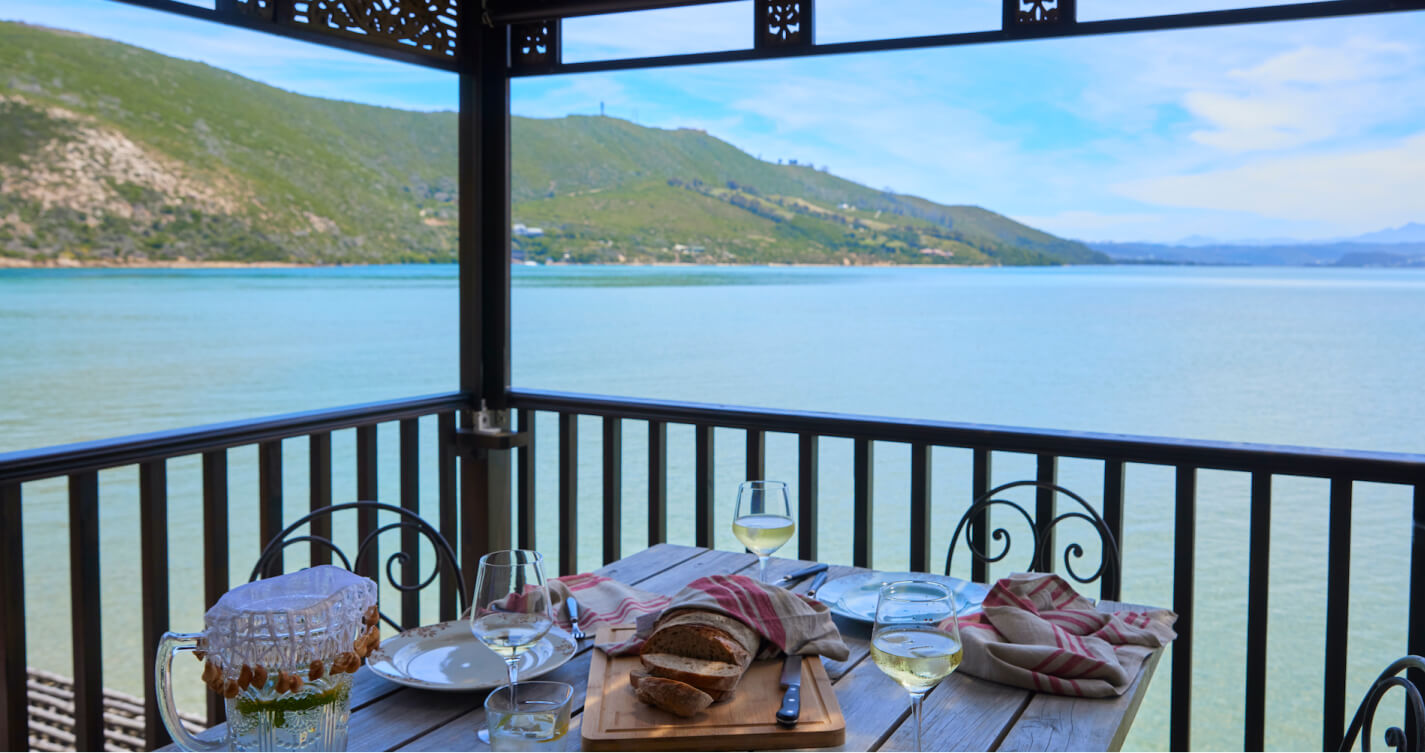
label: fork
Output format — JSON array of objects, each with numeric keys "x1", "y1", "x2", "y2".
[{"x1": 567, "y1": 596, "x2": 588, "y2": 640}]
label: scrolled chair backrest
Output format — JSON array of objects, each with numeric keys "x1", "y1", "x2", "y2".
[
  {"x1": 1340, "y1": 655, "x2": 1425, "y2": 752},
  {"x1": 248, "y1": 501, "x2": 468, "y2": 631},
  {"x1": 944, "y1": 480, "x2": 1121, "y2": 601}
]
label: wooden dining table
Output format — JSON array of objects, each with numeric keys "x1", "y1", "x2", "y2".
[{"x1": 171, "y1": 543, "x2": 1162, "y2": 751}]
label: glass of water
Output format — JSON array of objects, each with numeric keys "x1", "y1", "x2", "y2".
[{"x1": 484, "y1": 681, "x2": 574, "y2": 752}]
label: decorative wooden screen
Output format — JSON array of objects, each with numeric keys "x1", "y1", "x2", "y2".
[
  {"x1": 511, "y1": 20, "x2": 560, "y2": 71},
  {"x1": 755, "y1": 0, "x2": 812, "y2": 49},
  {"x1": 286, "y1": 0, "x2": 459, "y2": 59},
  {"x1": 1005, "y1": 0, "x2": 1075, "y2": 28}
]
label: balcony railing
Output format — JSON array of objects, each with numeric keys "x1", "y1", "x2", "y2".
[{"x1": 2, "y1": 389, "x2": 1422, "y2": 751}]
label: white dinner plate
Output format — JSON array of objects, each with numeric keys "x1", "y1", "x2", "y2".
[
  {"x1": 367, "y1": 620, "x2": 577, "y2": 692},
  {"x1": 815, "y1": 571, "x2": 988, "y2": 622}
]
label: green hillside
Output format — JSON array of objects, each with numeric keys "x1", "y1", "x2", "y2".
[{"x1": 0, "y1": 21, "x2": 1106, "y2": 266}]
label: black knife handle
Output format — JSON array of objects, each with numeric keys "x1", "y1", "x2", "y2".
[{"x1": 776, "y1": 685, "x2": 801, "y2": 727}]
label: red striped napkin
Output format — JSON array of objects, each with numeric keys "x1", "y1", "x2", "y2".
[
  {"x1": 549, "y1": 573, "x2": 673, "y2": 634},
  {"x1": 952, "y1": 572, "x2": 1176, "y2": 697},
  {"x1": 572, "y1": 573, "x2": 849, "y2": 661}
]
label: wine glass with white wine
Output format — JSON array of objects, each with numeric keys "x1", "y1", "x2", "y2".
[
  {"x1": 732, "y1": 480, "x2": 794, "y2": 583},
  {"x1": 470, "y1": 550, "x2": 554, "y2": 743},
  {"x1": 871, "y1": 581, "x2": 963, "y2": 752}
]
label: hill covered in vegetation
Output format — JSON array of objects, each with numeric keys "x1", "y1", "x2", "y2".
[{"x1": 0, "y1": 21, "x2": 1106, "y2": 266}]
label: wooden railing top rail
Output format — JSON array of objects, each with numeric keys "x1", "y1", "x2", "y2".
[
  {"x1": 0, "y1": 392, "x2": 471, "y2": 486},
  {"x1": 508, "y1": 388, "x2": 1425, "y2": 485}
]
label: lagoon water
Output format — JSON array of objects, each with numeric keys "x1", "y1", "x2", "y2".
[{"x1": 2, "y1": 264, "x2": 1423, "y2": 750}]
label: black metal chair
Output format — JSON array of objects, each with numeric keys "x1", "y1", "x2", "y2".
[
  {"x1": 944, "y1": 480, "x2": 1121, "y2": 600},
  {"x1": 1340, "y1": 655, "x2": 1424, "y2": 752},
  {"x1": 249, "y1": 501, "x2": 468, "y2": 631}
]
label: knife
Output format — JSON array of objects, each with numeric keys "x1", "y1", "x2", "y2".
[
  {"x1": 775, "y1": 563, "x2": 828, "y2": 587},
  {"x1": 776, "y1": 654, "x2": 803, "y2": 727},
  {"x1": 806, "y1": 570, "x2": 829, "y2": 598}
]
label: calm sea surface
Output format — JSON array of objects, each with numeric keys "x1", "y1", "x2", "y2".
[{"x1": 2, "y1": 264, "x2": 1422, "y2": 750}]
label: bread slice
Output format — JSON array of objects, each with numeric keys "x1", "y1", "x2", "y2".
[
  {"x1": 629, "y1": 666, "x2": 652, "y2": 690},
  {"x1": 632, "y1": 676, "x2": 714, "y2": 718},
  {"x1": 654, "y1": 609, "x2": 761, "y2": 659},
  {"x1": 641, "y1": 653, "x2": 744, "y2": 693},
  {"x1": 641, "y1": 625, "x2": 750, "y2": 667}
]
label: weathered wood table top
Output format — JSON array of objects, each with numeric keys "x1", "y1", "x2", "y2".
[{"x1": 176, "y1": 544, "x2": 1162, "y2": 751}]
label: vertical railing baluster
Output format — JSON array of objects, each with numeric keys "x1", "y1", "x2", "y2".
[
  {"x1": 1035, "y1": 454, "x2": 1058, "y2": 573},
  {"x1": 1171, "y1": 465, "x2": 1197, "y2": 752},
  {"x1": 1322, "y1": 477, "x2": 1353, "y2": 750},
  {"x1": 602, "y1": 417, "x2": 622, "y2": 565},
  {"x1": 400, "y1": 418, "x2": 420, "y2": 629},
  {"x1": 356, "y1": 425, "x2": 379, "y2": 579},
  {"x1": 1408, "y1": 481, "x2": 1424, "y2": 747},
  {"x1": 798, "y1": 433, "x2": 818, "y2": 561},
  {"x1": 1, "y1": 484, "x2": 27, "y2": 751},
  {"x1": 202, "y1": 451, "x2": 228, "y2": 725},
  {"x1": 1101, "y1": 460, "x2": 1125, "y2": 601},
  {"x1": 517, "y1": 409, "x2": 536, "y2": 551},
  {"x1": 140, "y1": 460, "x2": 171, "y2": 749},
  {"x1": 309, "y1": 432, "x2": 332, "y2": 565},
  {"x1": 1244, "y1": 471, "x2": 1272, "y2": 752},
  {"x1": 69, "y1": 471, "x2": 103, "y2": 752},
  {"x1": 969, "y1": 449, "x2": 992, "y2": 582},
  {"x1": 853, "y1": 438, "x2": 873, "y2": 568},
  {"x1": 259, "y1": 440, "x2": 283, "y2": 574},
  {"x1": 910, "y1": 443, "x2": 932, "y2": 573},
  {"x1": 648, "y1": 421, "x2": 668, "y2": 546},
  {"x1": 559, "y1": 413, "x2": 579, "y2": 575},
  {"x1": 438, "y1": 412, "x2": 458, "y2": 620},
  {"x1": 746, "y1": 429, "x2": 765, "y2": 481},
  {"x1": 695, "y1": 425, "x2": 714, "y2": 548}
]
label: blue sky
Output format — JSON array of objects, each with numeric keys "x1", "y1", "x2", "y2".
[{"x1": 3, "y1": 0, "x2": 1424, "y2": 243}]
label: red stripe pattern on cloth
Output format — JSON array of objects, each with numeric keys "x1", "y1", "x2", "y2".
[{"x1": 950, "y1": 572, "x2": 1177, "y2": 698}]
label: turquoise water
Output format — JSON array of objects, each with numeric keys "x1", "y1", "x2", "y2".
[{"x1": 2, "y1": 264, "x2": 1422, "y2": 750}]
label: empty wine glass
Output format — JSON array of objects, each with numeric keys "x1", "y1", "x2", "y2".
[
  {"x1": 470, "y1": 550, "x2": 554, "y2": 743},
  {"x1": 871, "y1": 581, "x2": 963, "y2": 752},
  {"x1": 732, "y1": 480, "x2": 794, "y2": 582}
]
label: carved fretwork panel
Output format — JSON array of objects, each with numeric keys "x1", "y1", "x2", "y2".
[
  {"x1": 1007, "y1": 0, "x2": 1075, "y2": 27},
  {"x1": 511, "y1": 21, "x2": 560, "y2": 71},
  {"x1": 755, "y1": 0, "x2": 812, "y2": 49},
  {"x1": 234, "y1": 0, "x2": 274, "y2": 21},
  {"x1": 289, "y1": 1, "x2": 458, "y2": 59}
]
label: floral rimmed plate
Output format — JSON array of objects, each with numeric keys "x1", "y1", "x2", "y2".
[
  {"x1": 366, "y1": 620, "x2": 577, "y2": 692},
  {"x1": 815, "y1": 571, "x2": 988, "y2": 623}
]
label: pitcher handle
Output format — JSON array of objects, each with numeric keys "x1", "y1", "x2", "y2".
[{"x1": 156, "y1": 631, "x2": 222, "y2": 752}]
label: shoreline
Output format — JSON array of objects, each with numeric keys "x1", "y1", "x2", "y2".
[{"x1": 0, "y1": 256, "x2": 315, "y2": 269}]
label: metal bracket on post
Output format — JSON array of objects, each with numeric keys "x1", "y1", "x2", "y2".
[{"x1": 455, "y1": 401, "x2": 529, "y2": 456}]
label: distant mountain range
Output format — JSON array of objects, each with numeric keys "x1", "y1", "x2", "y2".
[
  {"x1": 0, "y1": 21, "x2": 1105, "y2": 267},
  {"x1": 1090, "y1": 235, "x2": 1425, "y2": 267}
]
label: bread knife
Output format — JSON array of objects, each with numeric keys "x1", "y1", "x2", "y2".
[{"x1": 776, "y1": 653, "x2": 802, "y2": 727}]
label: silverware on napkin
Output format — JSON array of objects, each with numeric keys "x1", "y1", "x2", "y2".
[
  {"x1": 776, "y1": 653, "x2": 803, "y2": 727},
  {"x1": 567, "y1": 596, "x2": 588, "y2": 640}
]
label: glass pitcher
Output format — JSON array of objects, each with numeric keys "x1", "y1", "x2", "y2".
[{"x1": 155, "y1": 566, "x2": 380, "y2": 751}]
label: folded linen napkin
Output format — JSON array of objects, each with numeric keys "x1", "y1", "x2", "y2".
[
  {"x1": 952, "y1": 572, "x2": 1176, "y2": 697},
  {"x1": 585, "y1": 573, "x2": 850, "y2": 661},
  {"x1": 548, "y1": 573, "x2": 673, "y2": 634}
]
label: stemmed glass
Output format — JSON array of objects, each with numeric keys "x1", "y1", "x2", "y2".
[
  {"x1": 470, "y1": 550, "x2": 554, "y2": 743},
  {"x1": 732, "y1": 480, "x2": 795, "y2": 583},
  {"x1": 870, "y1": 581, "x2": 963, "y2": 752}
]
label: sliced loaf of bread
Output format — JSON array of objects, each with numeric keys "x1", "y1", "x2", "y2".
[
  {"x1": 632, "y1": 676, "x2": 714, "y2": 718},
  {"x1": 653, "y1": 609, "x2": 761, "y2": 660},
  {"x1": 640, "y1": 653, "x2": 744, "y2": 692}
]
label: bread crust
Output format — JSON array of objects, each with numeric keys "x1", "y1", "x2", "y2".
[
  {"x1": 654, "y1": 609, "x2": 761, "y2": 659},
  {"x1": 640, "y1": 653, "x2": 744, "y2": 692},
  {"x1": 632, "y1": 676, "x2": 714, "y2": 718}
]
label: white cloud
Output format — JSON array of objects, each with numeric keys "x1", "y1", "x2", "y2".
[{"x1": 1115, "y1": 131, "x2": 1425, "y2": 233}]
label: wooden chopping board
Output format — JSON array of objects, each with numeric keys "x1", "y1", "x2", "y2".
[{"x1": 582, "y1": 626, "x2": 845, "y2": 751}]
